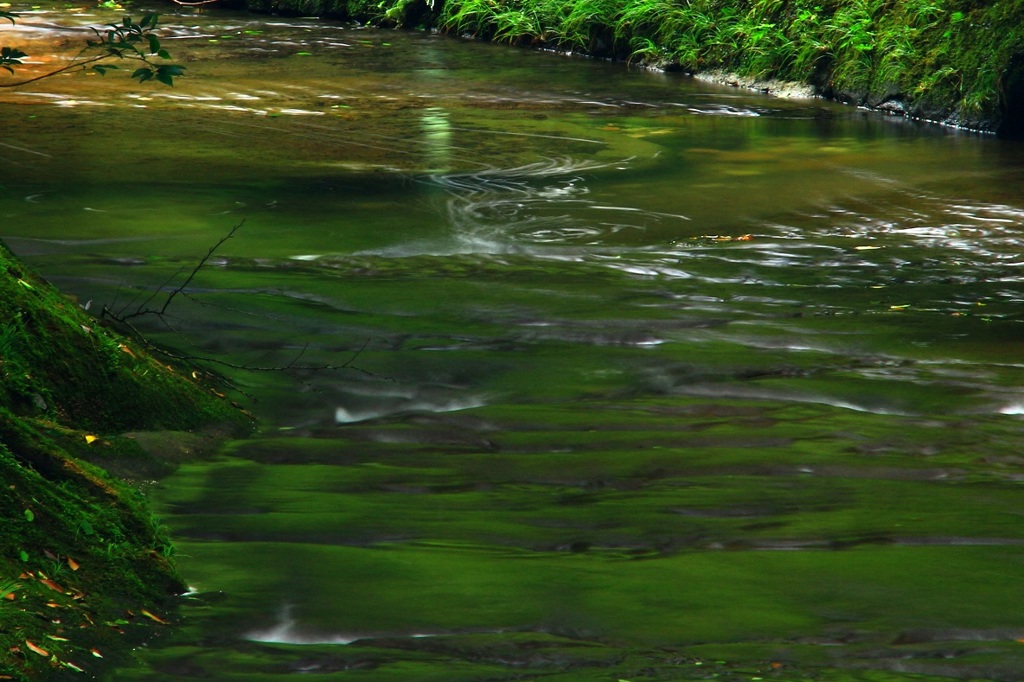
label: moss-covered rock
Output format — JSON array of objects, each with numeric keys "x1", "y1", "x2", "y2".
[{"x1": 0, "y1": 239, "x2": 253, "y2": 680}]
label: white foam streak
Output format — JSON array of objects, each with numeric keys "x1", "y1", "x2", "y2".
[
  {"x1": 335, "y1": 396, "x2": 485, "y2": 424},
  {"x1": 409, "y1": 156, "x2": 695, "y2": 255},
  {"x1": 246, "y1": 608, "x2": 359, "y2": 645},
  {"x1": 679, "y1": 385, "x2": 910, "y2": 416}
]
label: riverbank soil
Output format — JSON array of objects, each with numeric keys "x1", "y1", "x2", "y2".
[
  {"x1": 227, "y1": 0, "x2": 1024, "y2": 134},
  {"x1": 0, "y1": 240, "x2": 252, "y2": 680}
]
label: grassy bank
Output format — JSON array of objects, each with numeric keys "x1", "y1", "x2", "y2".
[
  {"x1": 240, "y1": 0, "x2": 1024, "y2": 134},
  {"x1": 0, "y1": 240, "x2": 252, "y2": 680}
]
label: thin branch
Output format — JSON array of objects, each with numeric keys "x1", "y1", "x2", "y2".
[
  {"x1": 127, "y1": 325, "x2": 384, "y2": 379},
  {"x1": 167, "y1": 337, "x2": 381, "y2": 377},
  {"x1": 0, "y1": 53, "x2": 108, "y2": 88},
  {"x1": 120, "y1": 218, "x2": 244, "y2": 321},
  {"x1": 100, "y1": 218, "x2": 388, "y2": 400},
  {"x1": 124, "y1": 266, "x2": 187, "y2": 318}
]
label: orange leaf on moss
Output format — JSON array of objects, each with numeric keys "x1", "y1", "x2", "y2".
[
  {"x1": 39, "y1": 578, "x2": 66, "y2": 594},
  {"x1": 24, "y1": 640, "x2": 49, "y2": 657},
  {"x1": 138, "y1": 606, "x2": 167, "y2": 622}
]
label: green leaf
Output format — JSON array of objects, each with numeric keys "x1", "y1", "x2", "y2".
[
  {"x1": 147, "y1": 34, "x2": 160, "y2": 54},
  {"x1": 131, "y1": 66, "x2": 153, "y2": 82},
  {"x1": 19, "y1": 551, "x2": 29, "y2": 562},
  {"x1": 155, "y1": 64, "x2": 185, "y2": 85},
  {"x1": 23, "y1": 509, "x2": 34, "y2": 522},
  {"x1": 1, "y1": 46, "x2": 27, "y2": 61},
  {"x1": 157, "y1": 48, "x2": 171, "y2": 60}
]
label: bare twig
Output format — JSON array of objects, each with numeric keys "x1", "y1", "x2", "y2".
[
  {"x1": 101, "y1": 219, "x2": 386, "y2": 390},
  {"x1": 0, "y1": 53, "x2": 108, "y2": 88},
  {"x1": 124, "y1": 267, "x2": 188, "y2": 319},
  {"x1": 153, "y1": 337, "x2": 379, "y2": 377},
  {"x1": 120, "y1": 218, "x2": 244, "y2": 321}
]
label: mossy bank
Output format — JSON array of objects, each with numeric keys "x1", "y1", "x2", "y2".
[
  {"x1": 227, "y1": 0, "x2": 1024, "y2": 135},
  {"x1": 0, "y1": 239, "x2": 253, "y2": 680}
]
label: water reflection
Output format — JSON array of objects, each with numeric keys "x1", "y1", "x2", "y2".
[{"x1": 420, "y1": 106, "x2": 452, "y2": 172}]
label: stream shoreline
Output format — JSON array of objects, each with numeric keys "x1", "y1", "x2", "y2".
[
  {"x1": 0, "y1": 239, "x2": 253, "y2": 681},
  {"x1": 214, "y1": 0, "x2": 1023, "y2": 136}
]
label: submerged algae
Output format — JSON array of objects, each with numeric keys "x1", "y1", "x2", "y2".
[{"x1": 0, "y1": 239, "x2": 252, "y2": 680}]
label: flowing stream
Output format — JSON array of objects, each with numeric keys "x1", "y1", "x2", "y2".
[{"x1": 4, "y1": 4, "x2": 1024, "y2": 679}]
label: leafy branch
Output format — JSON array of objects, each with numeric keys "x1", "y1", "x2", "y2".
[
  {"x1": 0, "y1": 10, "x2": 24, "y2": 75},
  {"x1": 0, "y1": 45, "x2": 27, "y2": 75},
  {"x1": 0, "y1": 13, "x2": 185, "y2": 88}
]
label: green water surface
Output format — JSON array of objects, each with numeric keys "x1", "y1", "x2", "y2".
[{"x1": 3, "y1": 4, "x2": 1024, "y2": 679}]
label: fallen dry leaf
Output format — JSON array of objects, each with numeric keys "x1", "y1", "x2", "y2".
[
  {"x1": 139, "y1": 609, "x2": 169, "y2": 624},
  {"x1": 24, "y1": 640, "x2": 49, "y2": 657},
  {"x1": 39, "y1": 578, "x2": 66, "y2": 594}
]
